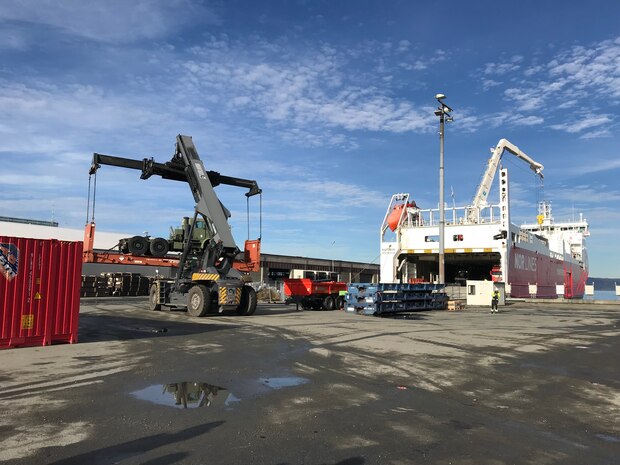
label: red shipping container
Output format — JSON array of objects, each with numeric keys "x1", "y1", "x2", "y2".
[{"x1": 0, "y1": 236, "x2": 82, "y2": 349}]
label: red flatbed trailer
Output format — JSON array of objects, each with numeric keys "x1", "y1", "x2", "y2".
[
  {"x1": 82, "y1": 222, "x2": 261, "y2": 272},
  {"x1": 284, "y1": 278, "x2": 347, "y2": 310}
]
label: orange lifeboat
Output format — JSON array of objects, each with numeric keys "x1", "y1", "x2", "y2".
[{"x1": 387, "y1": 201, "x2": 417, "y2": 231}]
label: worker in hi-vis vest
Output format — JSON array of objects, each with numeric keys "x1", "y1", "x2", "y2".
[{"x1": 491, "y1": 289, "x2": 500, "y2": 313}]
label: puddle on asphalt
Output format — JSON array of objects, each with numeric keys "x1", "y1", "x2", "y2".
[
  {"x1": 595, "y1": 433, "x2": 620, "y2": 443},
  {"x1": 386, "y1": 314, "x2": 424, "y2": 320},
  {"x1": 131, "y1": 377, "x2": 309, "y2": 409},
  {"x1": 259, "y1": 377, "x2": 309, "y2": 389}
]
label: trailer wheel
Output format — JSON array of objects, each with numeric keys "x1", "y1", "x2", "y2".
[
  {"x1": 150, "y1": 237, "x2": 169, "y2": 257},
  {"x1": 128, "y1": 236, "x2": 148, "y2": 256},
  {"x1": 149, "y1": 283, "x2": 161, "y2": 311},
  {"x1": 188, "y1": 285, "x2": 211, "y2": 317},
  {"x1": 236, "y1": 286, "x2": 257, "y2": 316},
  {"x1": 323, "y1": 295, "x2": 335, "y2": 310}
]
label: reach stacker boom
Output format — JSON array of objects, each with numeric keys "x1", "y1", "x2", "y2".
[{"x1": 87, "y1": 134, "x2": 262, "y2": 316}]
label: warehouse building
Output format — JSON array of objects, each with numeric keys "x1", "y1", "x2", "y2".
[{"x1": 0, "y1": 217, "x2": 379, "y2": 286}]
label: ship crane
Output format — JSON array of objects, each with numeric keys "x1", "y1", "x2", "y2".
[{"x1": 467, "y1": 138, "x2": 544, "y2": 223}]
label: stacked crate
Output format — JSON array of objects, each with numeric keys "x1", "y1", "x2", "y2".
[{"x1": 80, "y1": 275, "x2": 110, "y2": 297}]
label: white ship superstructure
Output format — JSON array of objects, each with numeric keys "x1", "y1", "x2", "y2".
[{"x1": 380, "y1": 139, "x2": 589, "y2": 298}]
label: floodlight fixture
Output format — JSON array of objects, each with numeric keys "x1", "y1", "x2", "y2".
[{"x1": 435, "y1": 93, "x2": 446, "y2": 101}]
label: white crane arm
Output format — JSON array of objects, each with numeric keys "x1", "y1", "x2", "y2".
[{"x1": 471, "y1": 138, "x2": 544, "y2": 209}]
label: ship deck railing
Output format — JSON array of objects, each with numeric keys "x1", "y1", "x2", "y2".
[{"x1": 402, "y1": 204, "x2": 502, "y2": 228}]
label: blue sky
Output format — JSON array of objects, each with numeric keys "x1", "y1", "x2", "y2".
[{"x1": 1, "y1": 1, "x2": 619, "y2": 278}]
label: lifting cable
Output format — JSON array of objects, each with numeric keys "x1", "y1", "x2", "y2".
[
  {"x1": 245, "y1": 191, "x2": 263, "y2": 241},
  {"x1": 86, "y1": 172, "x2": 97, "y2": 224},
  {"x1": 86, "y1": 175, "x2": 91, "y2": 225}
]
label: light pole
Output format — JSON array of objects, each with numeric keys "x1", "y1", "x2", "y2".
[{"x1": 434, "y1": 94, "x2": 453, "y2": 285}]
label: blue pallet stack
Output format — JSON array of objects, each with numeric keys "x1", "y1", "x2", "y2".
[
  {"x1": 345, "y1": 283, "x2": 448, "y2": 316},
  {"x1": 345, "y1": 283, "x2": 379, "y2": 315},
  {"x1": 376, "y1": 283, "x2": 448, "y2": 315}
]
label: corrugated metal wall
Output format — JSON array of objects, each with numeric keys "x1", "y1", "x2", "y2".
[{"x1": 0, "y1": 236, "x2": 82, "y2": 349}]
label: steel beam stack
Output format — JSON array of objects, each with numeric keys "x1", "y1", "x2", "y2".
[{"x1": 80, "y1": 273, "x2": 151, "y2": 297}]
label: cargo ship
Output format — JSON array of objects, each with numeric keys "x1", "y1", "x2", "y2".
[{"x1": 380, "y1": 139, "x2": 589, "y2": 299}]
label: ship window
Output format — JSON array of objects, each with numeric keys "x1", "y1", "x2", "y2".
[
  {"x1": 425, "y1": 235, "x2": 439, "y2": 242},
  {"x1": 468, "y1": 285, "x2": 476, "y2": 295}
]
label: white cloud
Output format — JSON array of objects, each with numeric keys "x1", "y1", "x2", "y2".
[
  {"x1": 0, "y1": 0, "x2": 220, "y2": 43},
  {"x1": 0, "y1": 26, "x2": 28, "y2": 50},
  {"x1": 502, "y1": 37, "x2": 620, "y2": 119},
  {"x1": 579, "y1": 128, "x2": 612, "y2": 139},
  {"x1": 397, "y1": 40, "x2": 411, "y2": 53},
  {"x1": 0, "y1": 80, "x2": 167, "y2": 155},
  {"x1": 550, "y1": 114, "x2": 612, "y2": 134},
  {"x1": 269, "y1": 179, "x2": 386, "y2": 208},
  {"x1": 567, "y1": 158, "x2": 620, "y2": 175},
  {"x1": 174, "y1": 39, "x2": 435, "y2": 137},
  {"x1": 484, "y1": 61, "x2": 520, "y2": 75},
  {"x1": 503, "y1": 88, "x2": 545, "y2": 111},
  {"x1": 551, "y1": 185, "x2": 620, "y2": 204},
  {"x1": 548, "y1": 38, "x2": 620, "y2": 98},
  {"x1": 509, "y1": 115, "x2": 544, "y2": 126},
  {"x1": 482, "y1": 79, "x2": 501, "y2": 91},
  {"x1": 523, "y1": 65, "x2": 543, "y2": 77}
]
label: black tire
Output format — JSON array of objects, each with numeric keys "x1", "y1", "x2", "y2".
[
  {"x1": 236, "y1": 286, "x2": 257, "y2": 316},
  {"x1": 149, "y1": 237, "x2": 169, "y2": 257},
  {"x1": 149, "y1": 283, "x2": 162, "y2": 311},
  {"x1": 128, "y1": 236, "x2": 148, "y2": 256},
  {"x1": 323, "y1": 295, "x2": 335, "y2": 310},
  {"x1": 188, "y1": 285, "x2": 211, "y2": 317},
  {"x1": 336, "y1": 296, "x2": 345, "y2": 310}
]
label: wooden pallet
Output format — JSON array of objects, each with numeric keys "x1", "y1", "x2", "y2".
[{"x1": 446, "y1": 300, "x2": 465, "y2": 311}]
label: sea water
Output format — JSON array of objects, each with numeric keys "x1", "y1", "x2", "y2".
[{"x1": 583, "y1": 290, "x2": 619, "y2": 301}]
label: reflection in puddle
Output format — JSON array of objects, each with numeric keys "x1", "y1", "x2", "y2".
[
  {"x1": 131, "y1": 377, "x2": 309, "y2": 409},
  {"x1": 132, "y1": 382, "x2": 228, "y2": 409}
]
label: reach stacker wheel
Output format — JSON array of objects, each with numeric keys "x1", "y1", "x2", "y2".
[
  {"x1": 236, "y1": 285, "x2": 257, "y2": 316},
  {"x1": 188, "y1": 284, "x2": 212, "y2": 317},
  {"x1": 149, "y1": 283, "x2": 162, "y2": 311}
]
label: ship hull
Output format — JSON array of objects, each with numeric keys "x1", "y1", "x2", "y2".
[{"x1": 508, "y1": 246, "x2": 587, "y2": 299}]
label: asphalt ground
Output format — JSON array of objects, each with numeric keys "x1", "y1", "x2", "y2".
[{"x1": 1, "y1": 299, "x2": 619, "y2": 465}]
